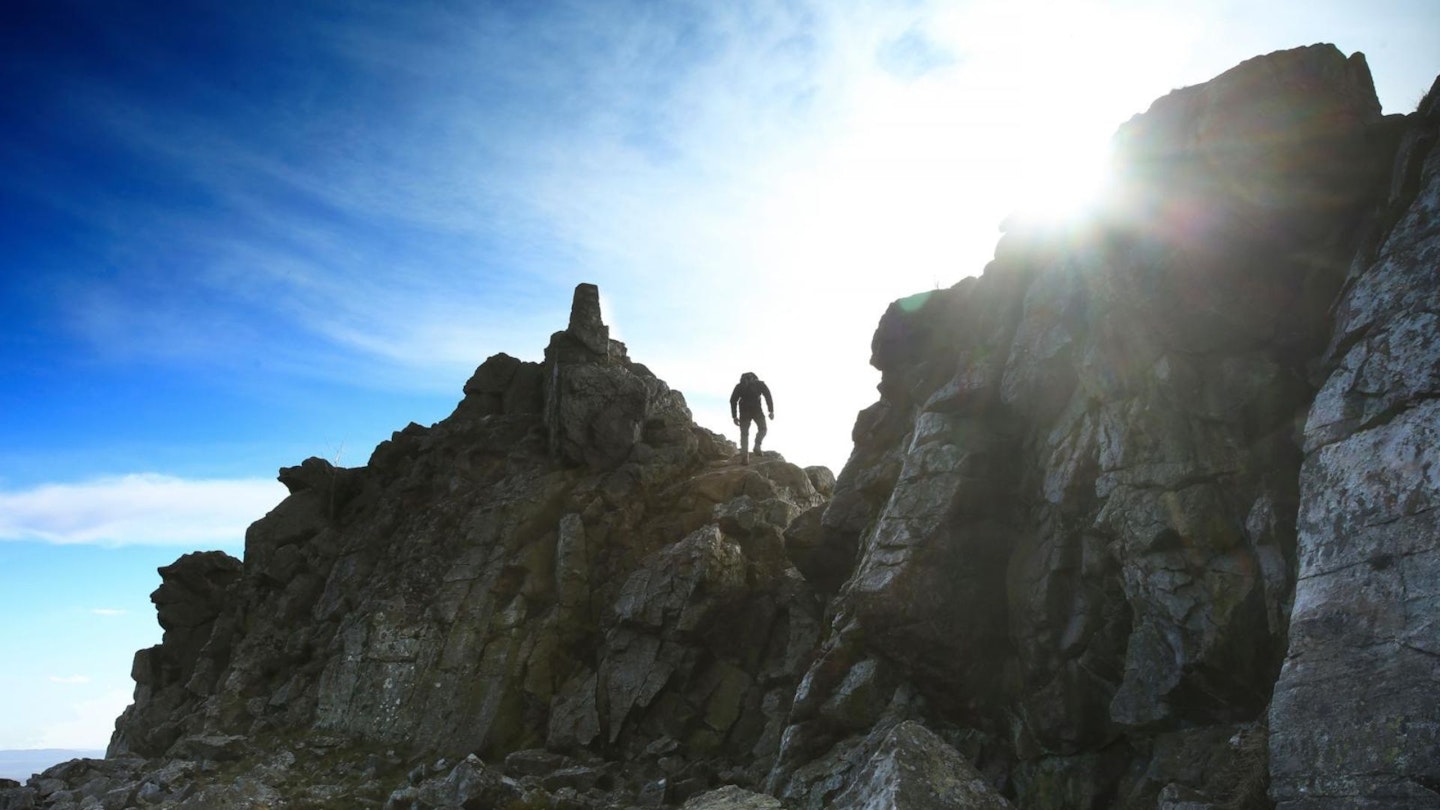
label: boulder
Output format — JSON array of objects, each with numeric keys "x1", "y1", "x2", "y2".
[
  {"x1": 774, "y1": 719, "x2": 1012, "y2": 809},
  {"x1": 681, "y1": 785, "x2": 784, "y2": 809},
  {"x1": 830, "y1": 722, "x2": 1013, "y2": 810}
]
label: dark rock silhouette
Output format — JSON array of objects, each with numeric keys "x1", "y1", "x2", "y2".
[
  {"x1": 773, "y1": 44, "x2": 1438, "y2": 810},
  {"x1": 4, "y1": 43, "x2": 1436, "y2": 810},
  {"x1": 95, "y1": 280, "x2": 831, "y2": 809}
]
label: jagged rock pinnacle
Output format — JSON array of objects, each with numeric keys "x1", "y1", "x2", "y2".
[{"x1": 566, "y1": 282, "x2": 610, "y2": 358}]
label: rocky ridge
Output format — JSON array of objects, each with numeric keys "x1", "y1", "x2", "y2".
[{"x1": 3, "y1": 43, "x2": 1437, "y2": 810}]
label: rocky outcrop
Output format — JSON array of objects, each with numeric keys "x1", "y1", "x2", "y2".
[
  {"x1": 89, "y1": 283, "x2": 832, "y2": 808},
  {"x1": 109, "y1": 552, "x2": 242, "y2": 757},
  {"x1": 9, "y1": 44, "x2": 1438, "y2": 810},
  {"x1": 542, "y1": 283, "x2": 703, "y2": 470},
  {"x1": 771, "y1": 43, "x2": 1430, "y2": 810},
  {"x1": 1268, "y1": 75, "x2": 1440, "y2": 810}
]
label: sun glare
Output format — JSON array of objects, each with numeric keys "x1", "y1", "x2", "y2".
[
  {"x1": 751, "y1": 62, "x2": 1118, "y2": 299},
  {"x1": 1011, "y1": 141, "x2": 1113, "y2": 225}
]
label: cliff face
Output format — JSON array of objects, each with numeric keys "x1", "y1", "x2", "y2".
[
  {"x1": 1269, "y1": 72, "x2": 1440, "y2": 808},
  {"x1": 777, "y1": 44, "x2": 1438, "y2": 810},
  {"x1": 4, "y1": 44, "x2": 1437, "y2": 810}
]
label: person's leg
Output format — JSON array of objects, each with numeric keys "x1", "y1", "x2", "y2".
[
  {"x1": 753, "y1": 413, "x2": 767, "y2": 453},
  {"x1": 739, "y1": 416, "x2": 751, "y2": 460}
]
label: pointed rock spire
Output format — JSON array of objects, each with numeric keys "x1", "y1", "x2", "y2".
[{"x1": 567, "y1": 282, "x2": 611, "y2": 358}]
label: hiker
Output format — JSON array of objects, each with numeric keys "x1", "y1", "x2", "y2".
[{"x1": 729, "y1": 371, "x2": 774, "y2": 465}]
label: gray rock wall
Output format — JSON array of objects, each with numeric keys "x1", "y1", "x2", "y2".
[
  {"x1": 773, "y1": 44, "x2": 1426, "y2": 809},
  {"x1": 1269, "y1": 76, "x2": 1440, "y2": 810}
]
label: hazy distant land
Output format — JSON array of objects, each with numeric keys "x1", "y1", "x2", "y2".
[{"x1": 0, "y1": 749, "x2": 104, "y2": 783}]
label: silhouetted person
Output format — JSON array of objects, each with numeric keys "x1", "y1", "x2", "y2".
[{"x1": 729, "y1": 371, "x2": 774, "y2": 465}]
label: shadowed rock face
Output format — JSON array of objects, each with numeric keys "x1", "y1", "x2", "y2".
[
  {"x1": 7, "y1": 44, "x2": 1429, "y2": 810},
  {"x1": 109, "y1": 551, "x2": 242, "y2": 757},
  {"x1": 1268, "y1": 74, "x2": 1440, "y2": 810},
  {"x1": 774, "y1": 43, "x2": 1434, "y2": 809},
  {"x1": 101, "y1": 284, "x2": 833, "y2": 806}
]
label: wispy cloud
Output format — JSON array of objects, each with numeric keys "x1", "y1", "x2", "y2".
[
  {"x1": 0, "y1": 474, "x2": 284, "y2": 547},
  {"x1": 20, "y1": 0, "x2": 1434, "y2": 470},
  {"x1": 34, "y1": 2, "x2": 924, "y2": 371},
  {"x1": 47, "y1": 675, "x2": 91, "y2": 685},
  {"x1": 20, "y1": 2, "x2": 1176, "y2": 473},
  {"x1": 88, "y1": 609, "x2": 127, "y2": 617}
]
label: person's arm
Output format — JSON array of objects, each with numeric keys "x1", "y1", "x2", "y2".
[
  {"x1": 730, "y1": 385, "x2": 742, "y2": 422},
  {"x1": 761, "y1": 384, "x2": 774, "y2": 418}
]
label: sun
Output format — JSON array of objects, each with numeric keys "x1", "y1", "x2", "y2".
[
  {"x1": 749, "y1": 77, "x2": 1118, "y2": 302},
  {"x1": 1010, "y1": 139, "x2": 1114, "y2": 226},
  {"x1": 736, "y1": 0, "x2": 1192, "y2": 305}
]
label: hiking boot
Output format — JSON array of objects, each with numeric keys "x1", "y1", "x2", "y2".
[{"x1": 741, "y1": 451, "x2": 749, "y2": 465}]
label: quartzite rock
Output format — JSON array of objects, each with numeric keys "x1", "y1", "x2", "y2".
[
  {"x1": 681, "y1": 785, "x2": 784, "y2": 809},
  {"x1": 829, "y1": 722, "x2": 1014, "y2": 810},
  {"x1": 772, "y1": 42, "x2": 1418, "y2": 810},
  {"x1": 1268, "y1": 75, "x2": 1440, "y2": 810}
]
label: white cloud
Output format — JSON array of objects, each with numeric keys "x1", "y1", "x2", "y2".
[
  {"x1": 89, "y1": 609, "x2": 127, "y2": 616},
  {"x1": 0, "y1": 474, "x2": 285, "y2": 547},
  {"x1": 47, "y1": 675, "x2": 91, "y2": 685},
  {"x1": 31, "y1": 688, "x2": 132, "y2": 750}
]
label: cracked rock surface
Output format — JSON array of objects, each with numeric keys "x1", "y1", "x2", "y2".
[{"x1": 1268, "y1": 72, "x2": 1440, "y2": 810}]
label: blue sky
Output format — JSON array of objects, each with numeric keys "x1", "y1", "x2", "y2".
[{"x1": 1, "y1": 0, "x2": 1435, "y2": 753}]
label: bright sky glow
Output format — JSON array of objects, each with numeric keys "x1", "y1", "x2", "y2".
[
  {"x1": 0, "y1": 474, "x2": 285, "y2": 545},
  {"x1": 1, "y1": 0, "x2": 1436, "y2": 756}
]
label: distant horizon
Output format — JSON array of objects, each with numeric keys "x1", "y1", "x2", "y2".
[
  {"x1": 0, "y1": 748, "x2": 106, "y2": 783},
  {"x1": 3, "y1": 0, "x2": 1437, "y2": 751}
]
